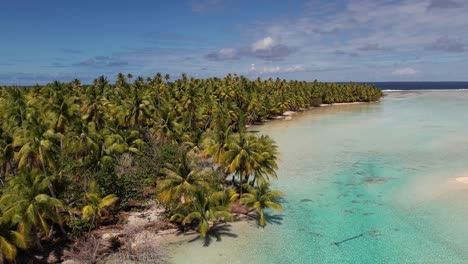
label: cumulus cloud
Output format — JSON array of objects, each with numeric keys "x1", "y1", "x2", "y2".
[
  {"x1": 249, "y1": 64, "x2": 305, "y2": 74},
  {"x1": 427, "y1": 36, "x2": 465, "y2": 52},
  {"x1": 392, "y1": 67, "x2": 418, "y2": 77},
  {"x1": 204, "y1": 36, "x2": 294, "y2": 61},
  {"x1": 205, "y1": 48, "x2": 239, "y2": 61},
  {"x1": 248, "y1": 36, "x2": 294, "y2": 60},
  {"x1": 251, "y1": 37, "x2": 275, "y2": 51}
]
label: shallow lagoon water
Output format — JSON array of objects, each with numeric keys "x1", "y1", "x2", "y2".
[{"x1": 170, "y1": 91, "x2": 468, "y2": 263}]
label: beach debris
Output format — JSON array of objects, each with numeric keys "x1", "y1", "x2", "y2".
[{"x1": 332, "y1": 233, "x2": 365, "y2": 246}]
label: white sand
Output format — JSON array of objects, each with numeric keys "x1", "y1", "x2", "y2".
[
  {"x1": 282, "y1": 111, "x2": 297, "y2": 116},
  {"x1": 456, "y1": 177, "x2": 468, "y2": 184}
]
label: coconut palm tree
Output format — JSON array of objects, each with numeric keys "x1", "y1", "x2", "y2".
[
  {"x1": 156, "y1": 151, "x2": 210, "y2": 205},
  {"x1": 251, "y1": 135, "x2": 279, "y2": 186},
  {"x1": 170, "y1": 188, "x2": 234, "y2": 238},
  {"x1": 239, "y1": 182, "x2": 283, "y2": 227},
  {"x1": 81, "y1": 181, "x2": 118, "y2": 228},
  {"x1": 153, "y1": 99, "x2": 181, "y2": 144},
  {"x1": 0, "y1": 86, "x2": 27, "y2": 128},
  {"x1": 201, "y1": 107, "x2": 234, "y2": 166},
  {"x1": 0, "y1": 127, "x2": 15, "y2": 181},
  {"x1": 13, "y1": 116, "x2": 63, "y2": 198},
  {"x1": 222, "y1": 133, "x2": 262, "y2": 197},
  {"x1": 0, "y1": 170, "x2": 64, "y2": 250},
  {"x1": 123, "y1": 83, "x2": 154, "y2": 128},
  {"x1": 0, "y1": 220, "x2": 27, "y2": 263}
]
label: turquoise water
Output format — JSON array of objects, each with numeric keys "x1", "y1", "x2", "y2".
[{"x1": 170, "y1": 91, "x2": 468, "y2": 263}]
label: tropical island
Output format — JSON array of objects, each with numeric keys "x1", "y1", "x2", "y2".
[{"x1": 0, "y1": 74, "x2": 383, "y2": 263}]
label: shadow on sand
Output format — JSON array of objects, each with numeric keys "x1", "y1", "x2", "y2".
[{"x1": 188, "y1": 224, "x2": 238, "y2": 247}]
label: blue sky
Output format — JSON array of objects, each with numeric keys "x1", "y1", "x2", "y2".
[{"x1": 1, "y1": 0, "x2": 468, "y2": 84}]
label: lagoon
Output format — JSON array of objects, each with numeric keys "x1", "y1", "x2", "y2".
[{"x1": 170, "y1": 91, "x2": 468, "y2": 264}]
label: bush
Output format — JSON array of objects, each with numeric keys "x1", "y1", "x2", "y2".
[{"x1": 68, "y1": 218, "x2": 95, "y2": 237}]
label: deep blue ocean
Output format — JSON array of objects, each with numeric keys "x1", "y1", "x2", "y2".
[{"x1": 366, "y1": 82, "x2": 468, "y2": 91}]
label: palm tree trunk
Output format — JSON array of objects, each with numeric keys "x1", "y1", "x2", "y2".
[
  {"x1": 35, "y1": 232, "x2": 44, "y2": 252},
  {"x1": 239, "y1": 174, "x2": 243, "y2": 198},
  {"x1": 41, "y1": 162, "x2": 67, "y2": 237}
]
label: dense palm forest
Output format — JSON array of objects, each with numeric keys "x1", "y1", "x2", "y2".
[{"x1": 0, "y1": 73, "x2": 383, "y2": 262}]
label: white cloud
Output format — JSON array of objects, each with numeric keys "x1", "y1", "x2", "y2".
[
  {"x1": 392, "y1": 67, "x2": 418, "y2": 76},
  {"x1": 203, "y1": 0, "x2": 468, "y2": 80},
  {"x1": 249, "y1": 64, "x2": 305, "y2": 74},
  {"x1": 251, "y1": 36, "x2": 275, "y2": 51},
  {"x1": 248, "y1": 36, "x2": 294, "y2": 59}
]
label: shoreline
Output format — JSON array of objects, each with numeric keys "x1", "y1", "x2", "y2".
[
  {"x1": 62, "y1": 206, "x2": 256, "y2": 263},
  {"x1": 265, "y1": 101, "x2": 379, "y2": 122}
]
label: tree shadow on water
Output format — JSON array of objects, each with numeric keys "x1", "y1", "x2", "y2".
[
  {"x1": 188, "y1": 224, "x2": 238, "y2": 247},
  {"x1": 265, "y1": 214, "x2": 284, "y2": 226}
]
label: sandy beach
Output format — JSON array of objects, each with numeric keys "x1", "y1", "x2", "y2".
[{"x1": 455, "y1": 176, "x2": 468, "y2": 184}]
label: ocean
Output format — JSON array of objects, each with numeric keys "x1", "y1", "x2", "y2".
[
  {"x1": 368, "y1": 82, "x2": 468, "y2": 91},
  {"x1": 169, "y1": 90, "x2": 468, "y2": 263}
]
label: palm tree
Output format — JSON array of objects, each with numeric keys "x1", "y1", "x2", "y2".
[
  {"x1": 156, "y1": 151, "x2": 210, "y2": 205},
  {"x1": 153, "y1": 100, "x2": 181, "y2": 144},
  {"x1": 0, "y1": 219, "x2": 27, "y2": 263},
  {"x1": 101, "y1": 128, "x2": 145, "y2": 162},
  {"x1": 170, "y1": 188, "x2": 234, "y2": 238},
  {"x1": 0, "y1": 170, "x2": 64, "y2": 250},
  {"x1": 239, "y1": 182, "x2": 283, "y2": 227},
  {"x1": 222, "y1": 133, "x2": 261, "y2": 197},
  {"x1": 123, "y1": 83, "x2": 154, "y2": 128},
  {"x1": 201, "y1": 107, "x2": 234, "y2": 166},
  {"x1": 0, "y1": 127, "x2": 15, "y2": 181},
  {"x1": 251, "y1": 135, "x2": 279, "y2": 186},
  {"x1": 0, "y1": 87, "x2": 27, "y2": 128},
  {"x1": 81, "y1": 181, "x2": 118, "y2": 228},
  {"x1": 13, "y1": 116, "x2": 63, "y2": 198}
]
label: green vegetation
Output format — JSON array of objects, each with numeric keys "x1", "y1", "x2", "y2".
[
  {"x1": 0, "y1": 73, "x2": 383, "y2": 261},
  {"x1": 240, "y1": 182, "x2": 284, "y2": 227}
]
